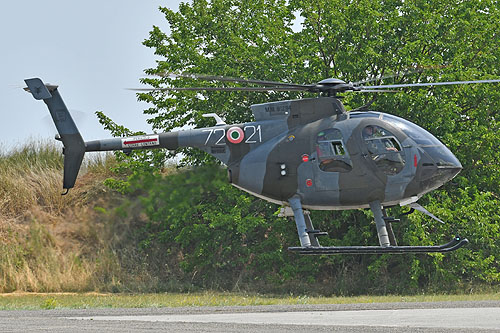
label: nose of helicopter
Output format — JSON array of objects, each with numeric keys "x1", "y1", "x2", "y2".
[
  {"x1": 379, "y1": 112, "x2": 462, "y2": 186},
  {"x1": 438, "y1": 161, "x2": 462, "y2": 183},
  {"x1": 421, "y1": 145, "x2": 462, "y2": 183}
]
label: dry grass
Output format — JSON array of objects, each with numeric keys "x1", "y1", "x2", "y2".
[
  {"x1": 0, "y1": 141, "x2": 122, "y2": 293},
  {"x1": 0, "y1": 225, "x2": 95, "y2": 292},
  {"x1": 0, "y1": 141, "x2": 66, "y2": 218}
]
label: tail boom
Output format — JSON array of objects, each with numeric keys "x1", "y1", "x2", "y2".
[
  {"x1": 84, "y1": 132, "x2": 179, "y2": 152},
  {"x1": 25, "y1": 78, "x2": 223, "y2": 192}
]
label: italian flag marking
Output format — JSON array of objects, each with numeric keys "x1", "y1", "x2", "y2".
[{"x1": 226, "y1": 127, "x2": 244, "y2": 144}]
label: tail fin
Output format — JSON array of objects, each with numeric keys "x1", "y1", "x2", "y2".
[{"x1": 24, "y1": 78, "x2": 86, "y2": 193}]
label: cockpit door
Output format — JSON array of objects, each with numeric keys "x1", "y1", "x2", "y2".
[{"x1": 361, "y1": 125, "x2": 406, "y2": 177}]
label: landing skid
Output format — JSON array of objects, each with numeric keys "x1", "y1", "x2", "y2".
[
  {"x1": 288, "y1": 236, "x2": 469, "y2": 255},
  {"x1": 285, "y1": 196, "x2": 469, "y2": 255}
]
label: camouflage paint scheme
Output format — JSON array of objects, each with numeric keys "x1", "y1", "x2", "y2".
[
  {"x1": 24, "y1": 78, "x2": 464, "y2": 250},
  {"x1": 92, "y1": 97, "x2": 460, "y2": 210},
  {"x1": 86, "y1": 96, "x2": 461, "y2": 211}
]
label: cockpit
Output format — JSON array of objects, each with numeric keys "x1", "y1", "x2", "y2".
[
  {"x1": 381, "y1": 114, "x2": 462, "y2": 169},
  {"x1": 348, "y1": 111, "x2": 462, "y2": 189},
  {"x1": 361, "y1": 125, "x2": 405, "y2": 175}
]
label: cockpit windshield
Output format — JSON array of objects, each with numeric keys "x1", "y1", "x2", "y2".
[
  {"x1": 382, "y1": 114, "x2": 443, "y2": 146},
  {"x1": 380, "y1": 113, "x2": 462, "y2": 170}
]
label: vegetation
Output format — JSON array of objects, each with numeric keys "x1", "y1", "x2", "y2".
[
  {"x1": 96, "y1": 0, "x2": 500, "y2": 294},
  {"x1": 1, "y1": 291, "x2": 499, "y2": 310},
  {"x1": 98, "y1": 165, "x2": 500, "y2": 294},
  {"x1": 0, "y1": 139, "x2": 498, "y2": 295},
  {"x1": 0, "y1": 142, "x2": 123, "y2": 293}
]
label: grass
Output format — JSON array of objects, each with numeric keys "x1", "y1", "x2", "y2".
[
  {"x1": 0, "y1": 291, "x2": 499, "y2": 310},
  {"x1": 0, "y1": 140, "x2": 65, "y2": 218},
  {"x1": 0, "y1": 140, "x2": 122, "y2": 293}
]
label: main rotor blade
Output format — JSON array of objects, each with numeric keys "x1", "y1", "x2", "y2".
[
  {"x1": 155, "y1": 72, "x2": 312, "y2": 88},
  {"x1": 353, "y1": 71, "x2": 419, "y2": 86},
  {"x1": 353, "y1": 66, "x2": 447, "y2": 86},
  {"x1": 362, "y1": 79, "x2": 500, "y2": 89},
  {"x1": 131, "y1": 86, "x2": 306, "y2": 92},
  {"x1": 356, "y1": 89, "x2": 399, "y2": 93}
]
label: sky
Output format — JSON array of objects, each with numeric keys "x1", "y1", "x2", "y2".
[{"x1": 0, "y1": 0, "x2": 183, "y2": 152}]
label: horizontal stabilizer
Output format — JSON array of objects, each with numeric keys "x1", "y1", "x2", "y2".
[{"x1": 24, "y1": 78, "x2": 54, "y2": 100}]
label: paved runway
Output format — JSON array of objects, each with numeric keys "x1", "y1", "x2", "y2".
[{"x1": 1, "y1": 301, "x2": 500, "y2": 332}]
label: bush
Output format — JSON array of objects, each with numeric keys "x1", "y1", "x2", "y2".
[{"x1": 104, "y1": 164, "x2": 500, "y2": 295}]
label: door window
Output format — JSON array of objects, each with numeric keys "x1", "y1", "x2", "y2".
[
  {"x1": 316, "y1": 129, "x2": 352, "y2": 172},
  {"x1": 362, "y1": 125, "x2": 405, "y2": 175}
]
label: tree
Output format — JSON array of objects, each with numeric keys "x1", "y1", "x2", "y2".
[{"x1": 102, "y1": 0, "x2": 500, "y2": 293}]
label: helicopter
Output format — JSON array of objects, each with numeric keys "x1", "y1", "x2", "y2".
[{"x1": 24, "y1": 75, "x2": 500, "y2": 255}]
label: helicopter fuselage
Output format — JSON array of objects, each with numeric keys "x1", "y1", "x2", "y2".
[
  {"x1": 87, "y1": 97, "x2": 462, "y2": 210},
  {"x1": 221, "y1": 98, "x2": 461, "y2": 209},
  {"x1": 24, "y1": 77, "x2": 460, "y2": 211},
  {"x1": 24, "y1": 78, "x2": 469, "y2": 252}
]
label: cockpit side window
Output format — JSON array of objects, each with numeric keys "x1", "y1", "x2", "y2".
[
  {"x1": 362, "y1": 125, "x2": 405, "y2": 175},
  {"x1": 316, "y1": 129, "x2": 352, "y2": 172}
]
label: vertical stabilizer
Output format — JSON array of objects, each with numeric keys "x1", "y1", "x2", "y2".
[{"x1": 24, "y1": 78, "x2": 86, "y2": 193}]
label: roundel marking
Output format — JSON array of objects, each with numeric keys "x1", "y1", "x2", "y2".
[{"x1": 227, "y1": 127, "x2": 244, "y2": 144}]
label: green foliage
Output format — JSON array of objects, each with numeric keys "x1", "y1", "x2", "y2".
[
  {"x1": 95, "y1": 111, "x2": 168, "y2": 193},
  {"x1": 124, "y1": 166, "x2": 290, "y2": 290},
  {"x1": 104, "y1": 165, "x2": 498, "y2": 294},
  {"x1": 97, "y1": 0, "x2": 500, "y2": 293},
  {"x1": 140, "y1": 0, "x2": 305, "y2": 167},
  {"x1": 41, "y1": 297, "x2": 57, "y2": 310}
]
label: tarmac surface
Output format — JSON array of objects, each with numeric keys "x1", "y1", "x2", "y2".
[{"x1": 1, "y1": 301, "x2": 500, "y2": 332}]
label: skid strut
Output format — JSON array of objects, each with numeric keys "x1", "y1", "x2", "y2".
[
  {"x1": 286, "y1": 196, "x2": 328, "y2": 247},
  {"x1": 288, "y1": 196, "x2": 311, "y2": 247},
  {"x1": 370, "y1": 201, "x2": 391, "y2": 247},
  {"x1": 382, "y1": 208, "x2": 399, "y2": 246},
  {"x1": 286, "y1": 198, "x2": 469, "y2": 255}
]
